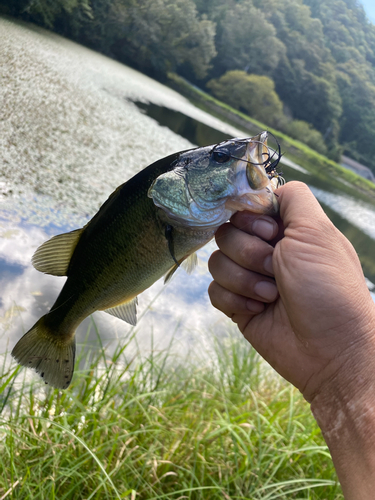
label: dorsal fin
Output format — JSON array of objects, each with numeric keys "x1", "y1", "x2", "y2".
[
  {"x1": 103, "y1": 297, "x2": 138, "y2": 326},
  {"x1": 32, "y1": 228, "x2": 83, "y2": 276},
  {"x1": 164, "y1": 252, "x2": 198, "y2": 284}
]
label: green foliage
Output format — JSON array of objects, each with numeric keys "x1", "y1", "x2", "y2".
[
  {"x1": 207, "y1": 71, "x2": 283, "y2": 126},
  {"x1": 107, "y1": 0, "x2": 217, "y2": 79},
  {"x1": 0, "y1": 326, "x2": 342, "y2": 499},
  {"x1": 248, "y1": 0, "x2": 342, "y2": 158},
  {"x1": 19, "y1": 0, "x2": 92, "y2": 28},
  {"x1": 336, "y1": 61, "x2": 375, "y2": 166},
  {"x1": 207, "y1": 70, "x2": 328, "y2": 155},
  {"x1": 305, "y1": 0, "x2": 375, "y2": 67},
  {"x1": 255, "y1": 0, "x2": 330, "y2": 75},
  {"x1": 302, "y1": 0, "x2": 375, "y2": 169},
  {"x1": 2, "y1": 0, "x2": 375, "y2": 170},
  {"x1": 168, "y1": 73, "x2": 375, "y2": 203},
  {"x1": 276, "y1": 118, "x2": 328, "y2": 155},
  {"x1": 212, "y1": 0, "x2": 285, "y2": 77},
  {"x1": 0, "y1": 0, "x2": 29, "y2": 16},
  {"x1": 275, "y1": 61, "x2": 342, "y2": 139}
]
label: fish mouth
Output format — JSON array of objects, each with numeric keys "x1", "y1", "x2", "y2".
[
  {"x1": 148, "y1": 132, "x2": 280, "y2": 229},
  {"x1": 225, "y1": 190, "x2": 278, "y2": 215},
  {"x1": 225, "y1": 132, "x2": 279, "y2": 215}
]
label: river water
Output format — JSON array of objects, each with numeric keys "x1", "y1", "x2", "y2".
[{"x1": 1, "y1": 18, "x2": 375, "y2": 372}]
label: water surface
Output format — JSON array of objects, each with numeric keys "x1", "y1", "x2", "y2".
[{"x1": 1, "y1": 18, "x2": 374, "y2": 378}]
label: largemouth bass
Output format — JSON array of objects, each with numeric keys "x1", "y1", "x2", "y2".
[{"x1": 12, "y1": 132, "x2": 281, "y2": 389}]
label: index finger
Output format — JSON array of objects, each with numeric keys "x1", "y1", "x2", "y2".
[
  {"x1": 230, "y1": 211, "x2": 279, "y2": 238},
  {"x1": 230, "y1": 211, "x2": 283, "y2": 244},
  {"x1": 213, "y1": 223, "x2": 275, "y2": 276}
]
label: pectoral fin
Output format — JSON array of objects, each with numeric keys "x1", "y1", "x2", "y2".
[
  {"x1": 32, "y1": 228, "x2": 84, "y2": 276},
  {"x1": 103, "y1": 297, "x2": 138, "y2": 326},
  {"x1": 165, "y1": 224, "x2": 180, "y2": 266},
  {"x1": 182, "y1": 252, "x2": 198, "y2": 274},
  {"x1": 164, "y1": 252, "x2": 198, "y2": 284}
]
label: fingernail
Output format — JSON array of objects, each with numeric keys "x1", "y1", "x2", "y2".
[
  {"x1": 252, "y1": 218, "x2": 276, "y2": 240},
  {"x1": 264, "y1": 254, "x2": 274, "y2": 275},
  {"x1": 254, "y1": 281, "x2": 278, "y2": 301}
]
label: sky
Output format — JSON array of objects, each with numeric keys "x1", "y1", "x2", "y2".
[{"x1": 360, "y1": 0, "x2": 375, "y2": 24}]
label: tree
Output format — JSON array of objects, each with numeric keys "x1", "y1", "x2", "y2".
[
  {"x1": 212, "y1": 0, "x2": 286, "y2": 78},
  {"x1": 109, "y1": 0, "x2": 216, "y2": 79},
  {"x1": 304, "y1": 0, "x2": 375, "y2": 72},
  {"x1": 254, "y1": 0, "x2": 332, "y2": 75},
  {"x1": 16, "y1": 0, "x2": 92, "y2": 28},
  {"x1": 207, "y1": 71, "x2": 283, "y2": 124},
  {"x1": 303, "y1": 0, "x2": 375, "y2": 167},
  {"x1": 274, "y1": 60, "x2": 342, "y2": 132},
  {"x1": 337, "y1": 62, "x2": 375, "y2": 170},
  {"x1": 3, "y1": 0, "x2": 375, "y2": 169},
  {"x1": 280, "y1": 118, "x2": 328, "y2": 155}
]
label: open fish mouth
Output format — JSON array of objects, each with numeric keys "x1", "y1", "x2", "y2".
[
  {"x1": 223, "y1": 132, "x2": 281, "y2": 215},
  {"x1": 148, "y1": 132, "x2": 282, "y2": 228}
]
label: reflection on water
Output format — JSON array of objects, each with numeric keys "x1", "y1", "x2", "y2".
[
  {"x1": 310, "y1": 187, "x2": 375, "y2": 240},
  {"x1": 313, "y1": 194, "x2": 375, "y2": 284},
  {"x1": 0, "y1": 216, "x2": 227, "y2": 368},
  {"x1": 135, "y1": 101, "x2": 231, "y2": 147},
  {"x1": 1, "y1": 17, "x2": 375, "y2": 373},
  {"x1": 135, "y1": 101, "x2": 312, "y2": 174}
]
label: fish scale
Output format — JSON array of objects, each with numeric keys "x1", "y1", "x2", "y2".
[{"x1": 12, "y1": 132, "x2": 280, "y2": 388}]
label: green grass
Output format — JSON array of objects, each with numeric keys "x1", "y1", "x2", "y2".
[{"x1": 0, "y1": 324, "x2": 342, "y2": 499}]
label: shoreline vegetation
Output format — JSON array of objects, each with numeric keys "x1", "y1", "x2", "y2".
[
  {"x1": 0, "y1": 326, "x2": 342, "y2": 499},
  {"x1": 2, "y1": 0, "x2": 375, "y2": 175},
  {"x1": 0, "y1": 12, "x2": 371, "y2": 498},
  {"x1": 167, "y1": 72, "x2": 375, "y2": 203}
]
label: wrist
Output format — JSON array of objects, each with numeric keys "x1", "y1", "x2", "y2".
[
  {"x1": 303, "y1": 299, "x2": 375, "y2": 401},
  {"x1": 311, "y1": 375, "x2": 375, "y2": 498},
  {"x1": 310, "y1": 302, "x2": 375, "y2": 429},
  {"x1": 311, "y1": 360, "x2": 375, "y2": 442},
  {"x1": 310, "y1": 306, "x2": 375, "y2": 498}
]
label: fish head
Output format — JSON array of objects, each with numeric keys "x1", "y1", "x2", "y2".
[{"x1": 148, "y1": 132, "x2": 280, "y2": 228}]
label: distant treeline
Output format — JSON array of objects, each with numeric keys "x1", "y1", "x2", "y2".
[{"x1": 2, "y1": 0, "x2": 375, "y2": 171}]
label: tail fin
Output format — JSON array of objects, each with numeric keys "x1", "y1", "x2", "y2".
[{"x1": 11, "y1": 316, "x2": 76, "y2": 389}]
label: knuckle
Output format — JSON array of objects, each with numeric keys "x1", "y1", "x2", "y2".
[
  {"x1": 214, "y1": 223, "x2": 230, "y2": 247},
  {"x1": 208, "y1": 250, "x2": 221, "y2": 274},
  {"x1": 208, "y1": 281, "x2": 222, "y2": 308},
  {"x1": 237, "y1": 243, "x2": 253, "y2": 267},
  {"x1": 207, "y1": 281, "x2": 216, "y2": 301}
]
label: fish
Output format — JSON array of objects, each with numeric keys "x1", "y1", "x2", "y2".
[{"x1": 11, "y1": 131, "x2": 281, "y2": 389}]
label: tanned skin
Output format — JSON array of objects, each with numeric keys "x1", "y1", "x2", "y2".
[{"x1": 208, "y1": 181, "x2": 375, "y2": 499}]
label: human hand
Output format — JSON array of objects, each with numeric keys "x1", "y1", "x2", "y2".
[{"x1": 208, "y1": 181, "x2": 375, "y2": 404}]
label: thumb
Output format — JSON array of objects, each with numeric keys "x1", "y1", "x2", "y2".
[
  {"x1": 276, "y1": 181, "x2": 327, "y2": 234},
  {"x1": 274, "y1": 181, "x2": 348, "y2": 270}
]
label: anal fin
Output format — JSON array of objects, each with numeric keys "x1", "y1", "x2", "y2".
[{"x1": 103, "y1": 297, "x2": 138, "y2": 326}]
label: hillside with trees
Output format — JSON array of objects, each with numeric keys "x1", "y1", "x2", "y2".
[{"x1": 2, "y1": 0, "x2": 375, "y2": 173}]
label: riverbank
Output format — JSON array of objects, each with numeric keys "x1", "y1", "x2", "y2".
[
  {"x1": 1, "y1": 15, "x2": 375, "y2": 352},
  {"x1": 0, "y1": 328, "x2": 341, "y2": 499},
  {"x1": 167, "y1": 73, "x2": 375, "y2": 203}
]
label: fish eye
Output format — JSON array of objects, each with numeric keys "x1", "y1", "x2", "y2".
[{"x1": 212, "y1": 151, "x2": 231, "y2": 163}]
